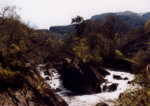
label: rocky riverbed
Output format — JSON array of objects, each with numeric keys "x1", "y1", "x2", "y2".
[{"x1": 37, "y1": 64, "x2": 139, "y2": 106}]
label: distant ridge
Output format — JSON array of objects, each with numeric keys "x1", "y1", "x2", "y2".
[
  {"x1": 91, "y1": 11, "x2": 150, "y2": 28},
  {"x1": 49, "y1": 25, "x2": 75, "y2": 34},
  {"x1": 49, "y1": 11, "x2": 150, "y2": 34}
]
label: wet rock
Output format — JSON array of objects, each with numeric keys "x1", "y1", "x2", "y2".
[
  {"x1": 124, "y1": 77, "x2": 129, "y2": 80},
  {"x1": 44, "y1": 70, "x2": 52, "y2": 76},
  {"x1": 128, "y1": 80, "x2": 134, "y2": 84},
  {"x1": 96, "y1": 102, "x2": 109, "y2": 106},
  {"x1": 45, "y1": 77, "x2": 50, "y2": 80},
  {"x1": 127, "y1": 81, "x2": 131, "y2": 84},
  {"x1": 51, "y1": 69, "x2": 57, "y2": 73},
  {"x1": 113, "y1": 75, "x2": 123, "y2": 80},
  {"x1": 56, "y1": 88, "x2": 62, "y2": 92},
  {"x1": 103, "y1": 83, "x2": 118, "y2": 92},
  {"x1": 98, "y1": 68, "x2": 110, "y2": 77},
  {"x1": 61, "y1": 59, "x2": 104, "y2": 94}
]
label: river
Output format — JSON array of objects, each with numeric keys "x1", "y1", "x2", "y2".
[{"x1": 37, "y1": 65, "x2": 139, "y2": 106}]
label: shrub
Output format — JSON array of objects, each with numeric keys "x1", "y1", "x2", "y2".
[
  {"x1": 0, "y1": 65, "x2": 24, "y2": 89},
  {"x1": 117, "y1": 88, "x2": 150, "y2": 106},
  {"x1": 117, "y1": 65, "x2": 150, "y2": 106},
  {"x1": 131, "y1": 50, "x2": 147, "y2": 73}
]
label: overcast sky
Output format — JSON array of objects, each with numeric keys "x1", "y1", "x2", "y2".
[{"x1": 0, "y1": 0, "x2": 150, "y2": 29}]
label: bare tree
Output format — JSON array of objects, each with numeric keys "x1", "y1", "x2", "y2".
[{"x1": 0, "y1": 6, "x2": 20, "y2": 24}]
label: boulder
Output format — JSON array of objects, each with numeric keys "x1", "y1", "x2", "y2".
[
  {"x1": 61, "y1": 60, "x2": 104, "y2": 94},
  {"x1": 124, "y1": 77, "x2": 129, "y2": 80},
  {"x1": 127, "y1": 81, "x2": 131, "y2": 84},
  {"x1": 103, "y1": 83, "x2": 118, "y2": 92},
  {"x1": 113, "y1": 75, "x2": 123, "y2": 80}
]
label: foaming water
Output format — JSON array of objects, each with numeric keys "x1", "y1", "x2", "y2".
[{"x1": 37, "y1": 65, "x2": 139, "y2": 106}]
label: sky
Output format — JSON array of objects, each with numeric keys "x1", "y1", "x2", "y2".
[{"x1": 0, "y1": 0, "x2": 150, "y2": 29}]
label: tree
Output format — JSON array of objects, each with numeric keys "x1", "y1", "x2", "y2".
[
  {"x1": 71, "y1": 16, "x2": 84, "y2": 36},
  {"x1": 72, "y1": 37, "x2": 91, "y2": 62},
  {"x1": 101, "y1": 15, "x2": 130, "y2": 39},
  {"x1": 0, "y1": 6, "x2": 33, "y2": 70},
  {"x1": 86, "y1": 34, "x2": 103, "y2": 62},
  {"x1": 71, "y1": 16, "x2": 83, "y2": 25},
  {"x1": 0, "y1": 6, "x2": 20, "y2": 22},
  {"x1": 0, "y1": 6, "x2": 9, "y2": 23}
]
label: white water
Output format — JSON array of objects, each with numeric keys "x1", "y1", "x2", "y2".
[{"x1": 37, "y1": 65, "x2": 139, "y2": 106}]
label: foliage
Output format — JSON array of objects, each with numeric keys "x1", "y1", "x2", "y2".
[
  {"x1": 70, "y1": 16, "x2": 128, "y2": 64},
  {"x1": 101, "y1": 15, "x2": 130, "y2": 37},
  {"x1": 71, "y1": 16, "x2": 83, "y2": 25},
  {"x1": 115, "y1": 49, "x2": 124, "y2": 57},
  {"x1": 135, "y1": 64, "x2": 150, "y2": 87},
  {"x1": 117, "y1": 88, "x2": 150, "y2": 106},
  {"x1": 115, "y1": 50, "x2": 136, "y2": 64},
  {"x1": 131, "y1": 49, "x2": 147, "y2": 73},
  {"x1": 68, "y1": 17, "x2": 128, "y2": 65},
  {"x1": 117, "y1": 65, "x2": 150, "y2": 106},
  {"x1": 144, "y1": 19, "x2": 150, "y2": 33},
  {"x1": 71, "y1": 33, "x2": 118, "y2": 63},
  {"x1": 0, "y1": 64, "x2": 24, "y2": 89},
  {"x1": 0, "y1": 17, "x2": 30, "y2": 70},
  {"x1": 72, "y1": 37, "x2": 91, "y2": 62}
]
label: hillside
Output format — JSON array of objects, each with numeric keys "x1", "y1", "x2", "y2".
[{"x1": 91, "y1": 11, "x2": 150, "y2": 28}]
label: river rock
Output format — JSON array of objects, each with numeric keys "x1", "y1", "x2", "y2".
[
  {"x1": 113, "y1": 75, "x2": 123, "y2": 80},
  {"x1": 124, "y1": 77, "x2": 129, "y2": 80},
  {"x1": 61, "y1": 59, "x2": 104, "y2": 94},
  {"x1": 45, "y1": 76, "x2": 50, "y2": 80},
  {"x1": 103, "y1": 83, "x2": 118, "y2": 92},
  {"x1": 127, "y1": 81, "x2": 131, "y2": 84},
  {"x1": 44, "y1": 70, "x2": 52, "y2": 76},
  {"x1": 127, "y1": 80, "x2": 134, "y2": 84}
]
